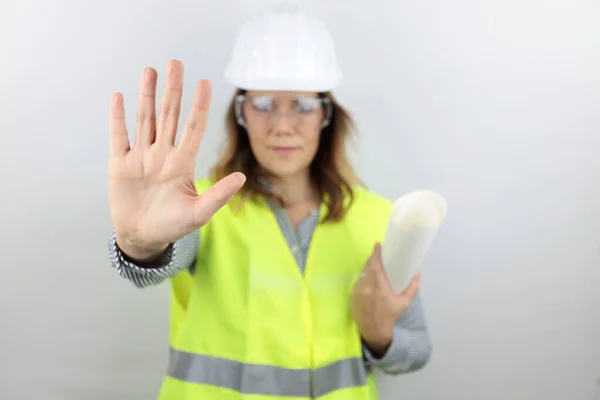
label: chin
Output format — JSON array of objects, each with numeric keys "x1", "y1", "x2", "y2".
[{"x1": 263, "y1": 163, "x2": 308, "y2": 179}]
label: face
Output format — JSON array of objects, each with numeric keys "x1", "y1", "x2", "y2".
[{"x1": 237, "y1": 91, "x2": 330, "y2": 179}]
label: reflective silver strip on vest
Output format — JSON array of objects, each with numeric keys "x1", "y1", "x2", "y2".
[{"x1": 167, "y1": 347, "x2": 368, "y2": 397}]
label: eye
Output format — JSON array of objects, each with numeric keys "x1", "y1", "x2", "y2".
[
  {"x1": 250, "y1": 96, "x2": 274, "y2": 112},
  {"x1": 294, "y1": 97, "x2": 321, "y2": 113}
]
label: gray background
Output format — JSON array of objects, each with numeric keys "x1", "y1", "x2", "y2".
[{"x1": 1, "y1": 0, "x2": 599, "y2": 399}]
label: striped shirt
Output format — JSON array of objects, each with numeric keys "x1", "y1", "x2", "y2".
[{"x1": 108, "y1": 202, "x2": 432, "y2": 375}]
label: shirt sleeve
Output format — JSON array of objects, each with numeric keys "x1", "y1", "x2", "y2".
[
  {"x1": 362, "y1": 293, "x2": 432, "y2": 374},
  {"x1": 107, "y1": 229, "x2": 200, "y2": 288}
]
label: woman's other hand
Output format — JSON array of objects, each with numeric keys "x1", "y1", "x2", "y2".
[{"x1": 350, "y1": 243, "x2": 420, "y2": 355}]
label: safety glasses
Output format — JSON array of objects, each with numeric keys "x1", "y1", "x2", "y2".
[{"x1": 234, "y1": 94, "x2": 333, "y2": 130}]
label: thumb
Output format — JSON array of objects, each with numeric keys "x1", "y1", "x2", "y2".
[
  {"x1": 193, "y1": 172, "x2": 246, "y2": 226},
  {"x1": 362, "y1": 242, "x2": 380, "y2": 272},
  {"x1": 367, "y1": 242, "x2": 392, "y2": 288},
  {"x1": 373, "y1": 242, "x2": 384, "y2": 269}
]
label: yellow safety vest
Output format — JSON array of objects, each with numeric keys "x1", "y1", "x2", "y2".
[{"x1": 158, "y1": 178, "x2": 392, "y2": 399}]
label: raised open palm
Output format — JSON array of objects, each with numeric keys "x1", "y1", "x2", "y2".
[{"x1": 108, "y1": 60, "x2": 245, "y2": 257}]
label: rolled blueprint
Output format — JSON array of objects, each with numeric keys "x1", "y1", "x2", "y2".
[{"x1": 381, "y1": 190, "x2": 447, "y2": 292}]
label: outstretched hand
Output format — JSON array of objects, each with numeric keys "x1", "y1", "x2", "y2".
[{"x1": 108, "y1": 60, "x2": 245, "y2": 257}]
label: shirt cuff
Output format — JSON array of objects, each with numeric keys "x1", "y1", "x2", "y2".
[
  {"x1": 108, "y1": 229, "x2": 176, "y2": 274},
  {"x1": 362, "y1": 327, "x2": 411, "y2": 370}
]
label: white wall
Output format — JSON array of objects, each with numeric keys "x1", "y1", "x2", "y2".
[{"x1": 1, "y1": 0, "x2": 599, "y2": 399}]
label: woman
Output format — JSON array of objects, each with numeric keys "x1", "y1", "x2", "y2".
[{"x1": 107, "y1": 8, "x2": 431, "y2": 400}]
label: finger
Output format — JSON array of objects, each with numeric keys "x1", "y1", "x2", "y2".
[
  {"x1": 109, "y1": 93, "x2": 130, "y2": 156},
  {"x1": 404, "y1": 270, "x2": 421, "y2": 290},
  {"x1": 192, "y1": 172, "x2": 246, "y2": 227},
  {"x1": 178, "y1": 79, "x2": 211, "y2": 156},
  {"x1": 398, "y1": 271, "x2": 420, "y2": 300},
  {"x1": 134, "y1": 67, "x2": 158, "y2": 148},
  {"x1": 156, "y1": 60, "x2": 184, "y2": 146}
]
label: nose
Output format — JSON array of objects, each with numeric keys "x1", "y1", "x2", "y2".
[{"x1": 272, "y1": 113, "x2": 294, "y2": 134}]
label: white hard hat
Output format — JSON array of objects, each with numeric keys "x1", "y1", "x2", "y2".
[{"x1": 224, "y1": 3, "x2": 343, "y2": 92}]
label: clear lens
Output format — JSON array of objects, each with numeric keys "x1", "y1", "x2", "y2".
[
  {"x1": 249, "y1": 95, "x2": 274, "y2": 112},
  {"x1": 234, "y1": 94, "x2": 332, "y2": 129},
  {"x1": 295, "y1": 97, "x2": 323, "y2": 113}
]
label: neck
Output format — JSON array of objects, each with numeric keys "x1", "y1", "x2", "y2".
[{"x1": 268, "y1": 171, "x2": 316, "y2": 206}]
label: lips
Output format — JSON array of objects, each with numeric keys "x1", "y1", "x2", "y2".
[{"x1": 271, "y1": 146, "x2": 299, "y2": 154}]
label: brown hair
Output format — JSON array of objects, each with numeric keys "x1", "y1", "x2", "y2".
[{"x1": 210, "y1": 89, "x2": 364, "y2": 222}]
